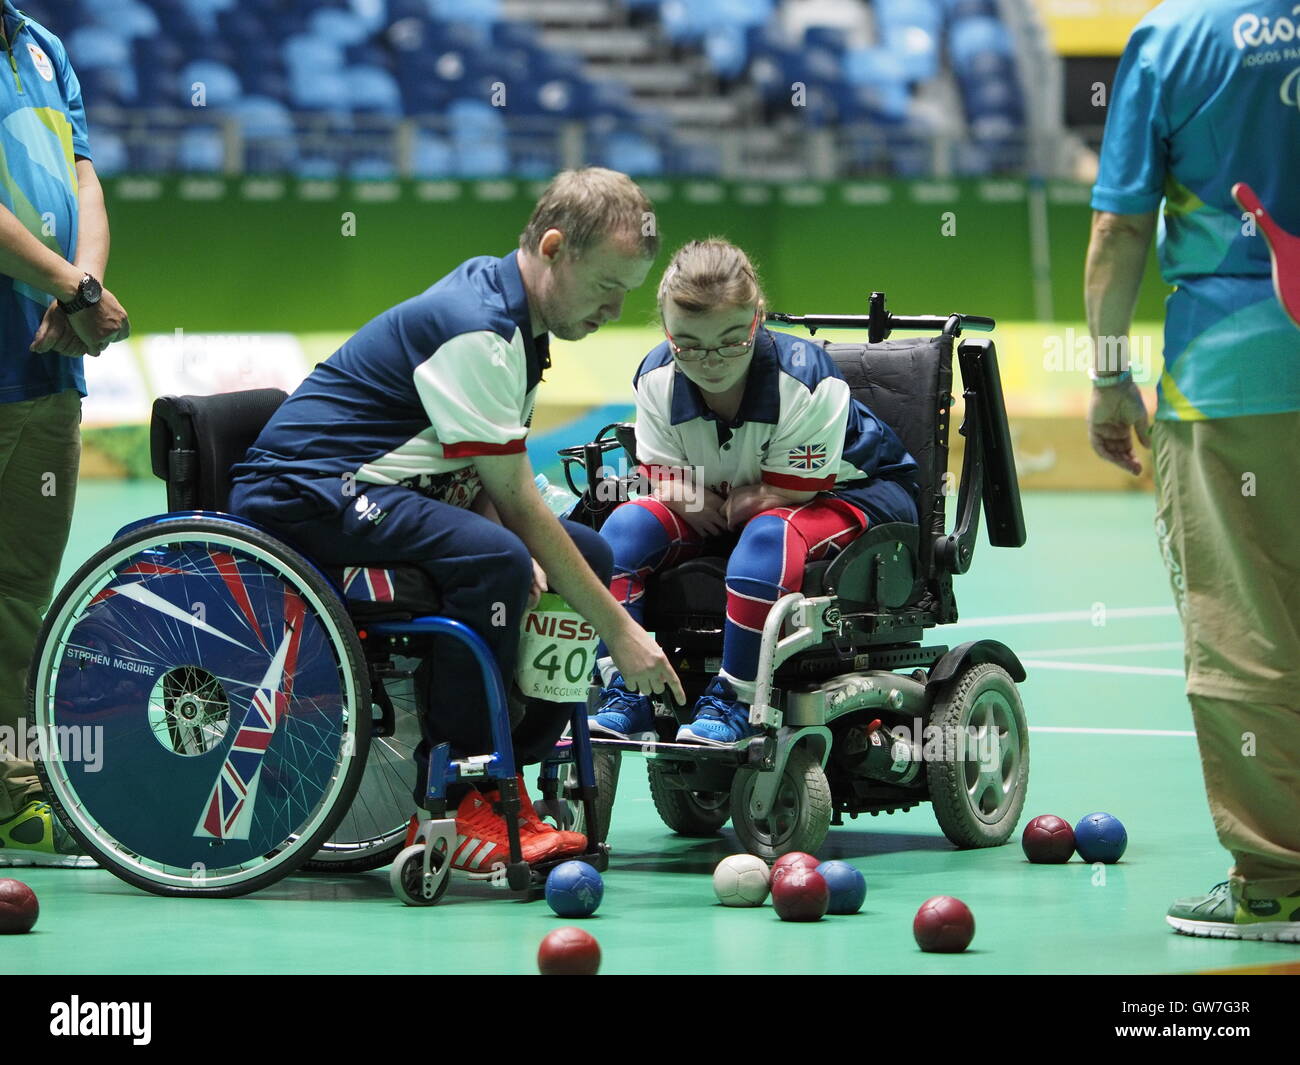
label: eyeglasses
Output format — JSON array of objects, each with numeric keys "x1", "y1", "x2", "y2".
[{"x1": 665, "y1": 309, "x2": 761, "y2": 363}]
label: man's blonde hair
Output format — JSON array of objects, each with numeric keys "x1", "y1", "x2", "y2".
[
  {"x1": 657, "y1": 239, "x2": 765, "y2": 318},
  {"x1": 519, "y1": 167, "x2": 659, "y2": 259}
]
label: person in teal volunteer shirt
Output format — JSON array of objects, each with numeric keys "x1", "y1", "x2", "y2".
[
  {"x1": 0, "y1": 2, "x2": 130, "y2": 866},
  {"x1": 1086, "y1": 0, "x2": 1299, "y2": 941}
]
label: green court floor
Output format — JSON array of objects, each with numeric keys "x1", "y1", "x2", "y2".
[{"x1": 4, "y1": 482, "x2": 1297, "y2": 976}]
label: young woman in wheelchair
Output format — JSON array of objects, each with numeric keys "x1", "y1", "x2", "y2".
[{"x1": 590, "y1": 239, "x2": 921, "y2": 745}]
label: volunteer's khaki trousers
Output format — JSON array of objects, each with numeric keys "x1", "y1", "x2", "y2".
[
  {"x1": 0, "y1": 388, "x2": 80, "y2": 821},
  {"x1": 1152, "y1": 410, "x2": 1300, "y2": 899}
]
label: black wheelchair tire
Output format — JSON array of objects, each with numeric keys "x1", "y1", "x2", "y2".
[
  {"x1": 926, "y1": 662, "x2": 1029, "y2": 849},
  {"x1": 30, "y1": 516, "x2": 372, "y2": 898},
  {"x1": 562, "y1": 747, "x2": 620, "y2": 846},
  {"x1": 729, "y1": 746, "x2": 832, "y2": 859},
  {"x1": 648, "y1": 760, "x2": 733, "y2": 837}
]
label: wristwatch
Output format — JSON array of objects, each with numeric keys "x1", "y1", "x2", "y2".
[
  {"x1": 59, "y1": 273, "x2": 102, "y2": 315},
  {"x1": 1089, "y1": 368, "x2": 1133, "y2": 387}
]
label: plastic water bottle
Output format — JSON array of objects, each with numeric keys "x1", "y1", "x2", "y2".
[{"x1": 535, "y1": 473, "x2": 575, "y2": 518}]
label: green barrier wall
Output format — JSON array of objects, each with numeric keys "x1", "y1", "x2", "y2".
[{"x1": 101, "y1": 176, "x2": 1171, "y2": 334}]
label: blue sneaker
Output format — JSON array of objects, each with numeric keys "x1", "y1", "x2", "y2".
[
  {"x1": 676, "y1": 677, "x2": 757, "y2": 747},
  {"x1": 589, "y1": 673, "x2": 657, "y2": 739}
]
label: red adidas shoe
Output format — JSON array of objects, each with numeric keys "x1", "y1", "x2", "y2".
[
  {"x1": 517, "y1": 775, "x2": 588, "y2": 857},
  {"x1": 452, "y1": 789, "x2": 562, "y2": 877}
]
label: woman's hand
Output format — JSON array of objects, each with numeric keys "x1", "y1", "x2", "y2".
[
  {"x1": 655, "y1": 482, "x2": 728, "y2": 537},
  {"x1": 722, "y1": 484, "x2": 786, "y2": 529}
]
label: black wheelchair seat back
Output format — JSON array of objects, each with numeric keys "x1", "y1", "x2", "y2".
[
  {"x1": 150, "y1": 389, "x2": 289, "y2": 513},
  {"x1": 149, "y1": 389, "x2": 440, "y2": 617},
  {"x1": 818, "y1": 334, "x2": 953, "y2": 576}
]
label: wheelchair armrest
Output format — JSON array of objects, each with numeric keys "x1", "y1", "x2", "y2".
[{"x1": 821, "y1": 522, "x2": 920, "y2": 610}]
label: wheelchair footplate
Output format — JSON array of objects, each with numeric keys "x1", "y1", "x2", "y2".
[{"x1": 587, "y1": 734, "x2": 768, "y2": 766}]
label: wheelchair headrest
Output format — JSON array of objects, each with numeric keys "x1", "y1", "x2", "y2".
[{"x1": 150, "y1": 389, "x2": 288, "y2": 512}]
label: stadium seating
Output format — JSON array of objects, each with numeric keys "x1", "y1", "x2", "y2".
[{"x1": 35, "y1": 0, "x2": 1026, "y2": 177}]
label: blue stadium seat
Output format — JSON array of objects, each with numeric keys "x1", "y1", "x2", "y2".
[
  {"x1": 704, "y1": 28, "x2": 749, "y2": 81},
  {"x1": 448, "y1": 98, "x2": 506, "y2": 140},
  {"x1": 345, "y1": 66, "x2": 404, "y2": 115},
  {"x1": 349, "y1": 154, "x2": 398, "y2": 180},
  {"x1": 87, "y1": 0, "x2": 161, "y2": 41},
  {"x1": 179, "y1": 61, "x2": 242, "y2": 110},
  {"x1": 86, "y1": 127, "x2": 129, "y2": 175},
  {"x1": 875, "y1": 0, "x2": 943, "y2": 37},
  {"x1": 347, "y1": 0, "x2": 391, "y2": 34},
  {"x1": 843, "y1": 46, "x2": 910, "y2": 96},
  {"x1": 412, "y1": 130, "x2": 455, "y2": 177},
  {"x1": 283, "y1": 34, "x2": 346, "y2": 76},
  {"x1": 231, "y1": 95, "x2": 296, "y2": 139},
  {"x1": 961, "y1": 73, "x2": 1024, "y2": 121},
  {"x1": 294, "y1": 155, "x2": 343, "y2": 179},
  {"x1": 948, "y1": 15, "x2": 1014, "y2": 71},
  {"x1": 430, "y1": 0, "x2": 501, "y2": 31},
  {"x1": 597, "y1": 131, "x2": 664, "y2": 176},
  {"x1": 309, "y1": 7, "x2": 376, "y2": 47},
  {"x1": 177, "y1": 126, "x2": 226, "y2": 172},
  {"x1": 455, "y1": 140, "x2": 510, "y2": 178},
  {"x1": 180, "y1": 0, "x2": 237, "y2": 33},
  {"x1": 289, "y1": 70, "x2": 352, "y2": 112},
  {"x1": 67, "y1": 27, "x2": 134, "y2": 71},
  {"x1": 884, "y1": 22, "x2": 940, "y2": 83}
]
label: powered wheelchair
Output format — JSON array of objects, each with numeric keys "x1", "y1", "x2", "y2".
[
  {"x1": 27, "y1": 390, "x2": 608, "y2": 902},
  {"x1": 552, "y1": 293, "x2": 1030, "y2": 858}
]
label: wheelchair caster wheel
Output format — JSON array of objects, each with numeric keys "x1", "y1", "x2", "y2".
[{"x1": 391, "y1": 844, "x2": 450, "y2": 906}]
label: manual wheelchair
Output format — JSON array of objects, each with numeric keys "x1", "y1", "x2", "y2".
[
  {"x1": 27, "y1": 390, "x2": 608, "y2": 901},
  {"x1": 553, "y1": 292, "x2": 1030, "y2": 858}
]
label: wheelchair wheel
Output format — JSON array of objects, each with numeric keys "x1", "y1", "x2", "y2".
[
  {"x1": 302, "y1": 656, "x2": 420, "y2": 873},
  {"x1": 647, "y1": 761, "x2": 732, "y2": 837},
  {"x1": 390, "y1": 843, "x2": 450, "y2": 906},
  {"x1": 730, "y1": 746, "x2": 832, "y2": 859},
  {"x1": 554, "y1": 748, "x2": 620, "y2": 846},
  {"x1": 926, "y1": 662, "x2": 1029, "y2": 848},
  {"x1": 29, "y1": 517, "x2": 370, "y2": 897}
]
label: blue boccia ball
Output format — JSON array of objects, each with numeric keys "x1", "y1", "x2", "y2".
[
  {"x1": 1074, "y1": 812, "x2": 1127, "y2": 863},
  {"x1": 815, "y1": 860, "x2": 867, "y2": 915},
  {"x1": 545, "y1": 860, "x2": 604, "y2": 917}
]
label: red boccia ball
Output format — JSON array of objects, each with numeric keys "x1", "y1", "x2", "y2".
[
  {"x1": 0, "y1": 879, "x2": 39, "y2": 934},
  {"x1": 771, "y1": 851, "x2": 821, "y2": 883},
  {"x1": 538, "y1": 927, "x2": 601, "y2": 975},
  {"x1": 1021, "y1": 814, "x2": 1076, "y2": 863},
  {"x1": 913, "y1": 896, "x2": 974, "y2": 953},
  {"x1": 771, "y1": 867, "x2": 829, "y2": 922}
]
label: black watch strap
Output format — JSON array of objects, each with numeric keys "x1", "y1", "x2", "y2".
[{"x1": 59, "y1": 274, "x2": 100, "y2": 315}]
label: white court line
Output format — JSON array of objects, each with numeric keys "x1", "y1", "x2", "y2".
[
  {"x1": 1030, "y1": 726, "x2": 1195, "y2": 737},
  {"x1": 943, "y1": 606, "x2": 1178, "y2": 628},
  {"x1": 1020, "y1": 659, "x2": 1184, "y2": 677},
  {"x1": 1013, "y1": 641, "x2": 1183, "y2": 658}
]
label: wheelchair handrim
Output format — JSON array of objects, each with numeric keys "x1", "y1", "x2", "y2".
[
  {"x1": 307, "y1": 663, "x2": 419, "y2": 863},
  {"x1": 32, "y1": 522, "x2": 366, "y2": 894}
]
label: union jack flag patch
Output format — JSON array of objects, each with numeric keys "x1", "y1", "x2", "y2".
[{"x1": 788, "y1": 444, "x2": 827, "y2": 470}]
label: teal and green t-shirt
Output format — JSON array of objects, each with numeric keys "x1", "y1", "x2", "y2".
[
  {"x1": 0, "y1": 1, "x2": 90, "y2": 404},
  {"x1": 1092, "y1": 0, "x2": 1300, "y2": 420}
]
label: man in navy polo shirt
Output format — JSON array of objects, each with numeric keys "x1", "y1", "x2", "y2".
[
  {"x1": 0, "y1": 2, "x2": 130, "y2": 867},
  {"x1": 230, "y1": 168, "x2": 684, "y2": 875}
]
